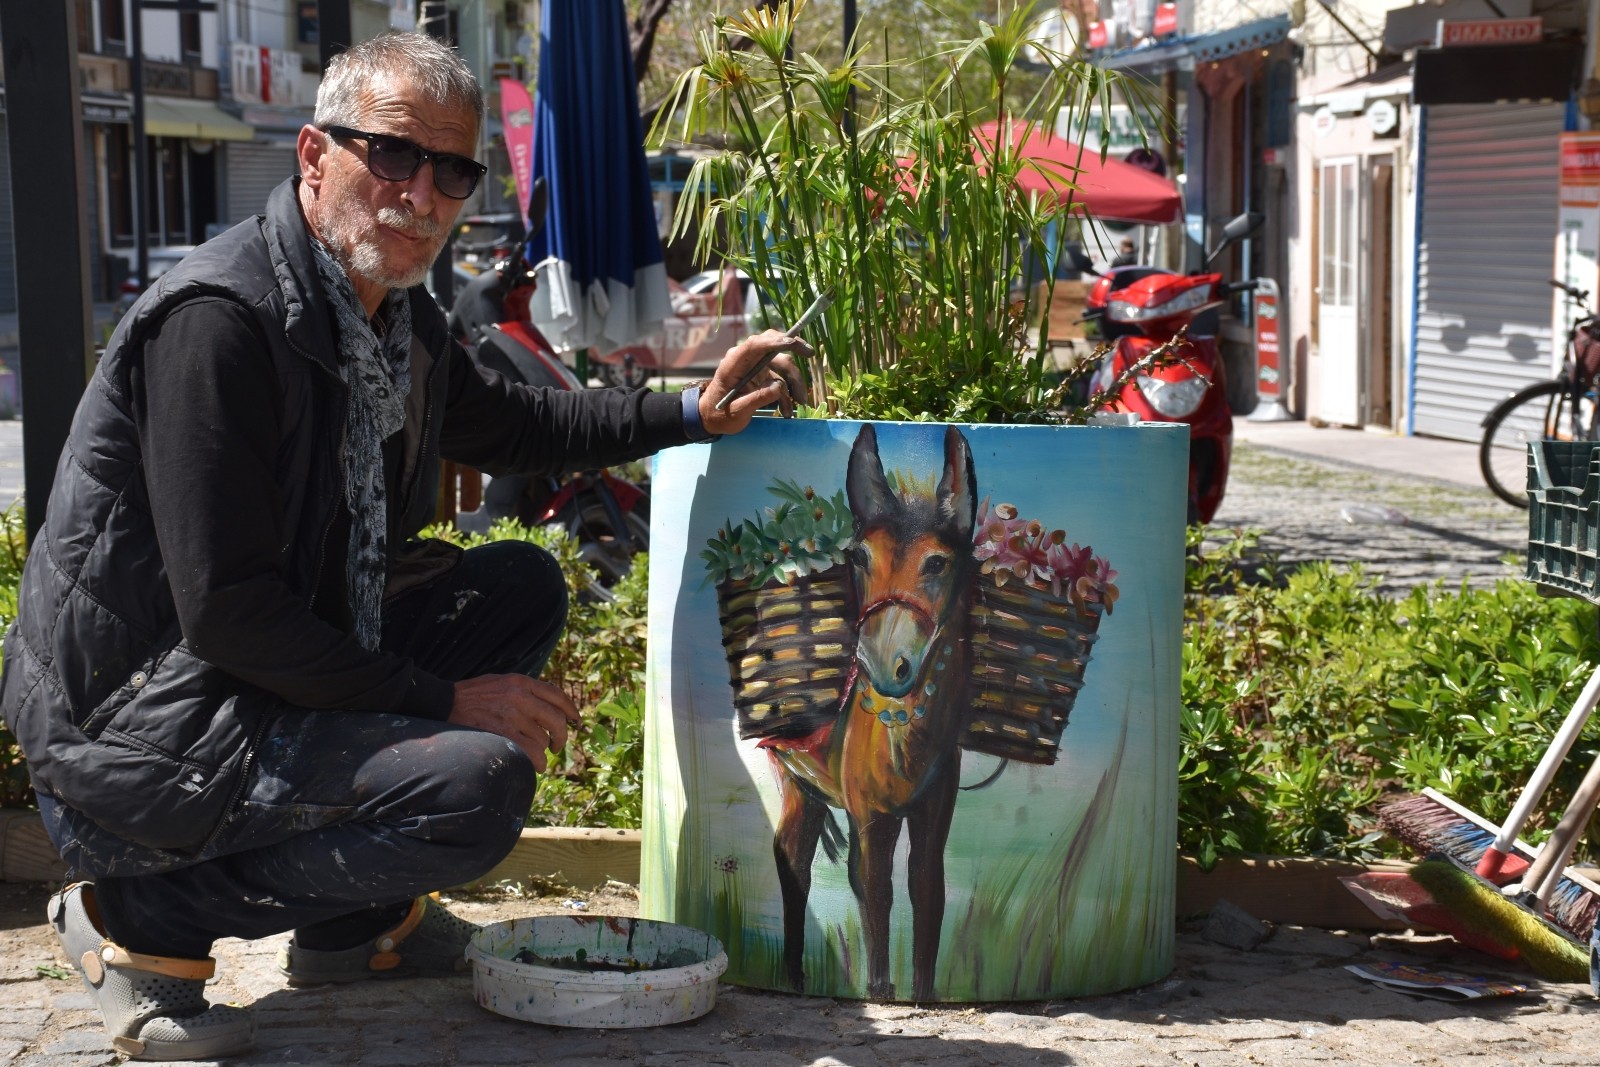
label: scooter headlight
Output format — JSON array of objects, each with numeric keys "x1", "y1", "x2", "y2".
[
  {"x1": 1106, "y1": 286, "x2": 1211, "y2": 323},
  {"x1": 1135, "y1": 373, "x2": 1208, "y2": 418}
]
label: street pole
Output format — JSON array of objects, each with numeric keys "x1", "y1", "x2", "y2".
[
  {"x1": 0, "y1": 0, "x2": 95, "y2": 542},
  {"x1": 318, "y1": 0, "x2": 353, "y2": 72},
  {"x1": 135, "y1": 1, "x2": 218, "y2": 284},
  {"x1": 419, "y1": 0, "x2": 456, "y2": 310},
  {"x1": 132, "y1": 0, "x2": 148, "y2": 290}
]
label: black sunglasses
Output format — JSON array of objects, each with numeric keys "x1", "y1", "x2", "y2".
[{"x1": 321, "y1": 125, "x2": 486, "y2": 200}]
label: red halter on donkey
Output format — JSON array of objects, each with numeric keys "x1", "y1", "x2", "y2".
[{"x1": 762, "y1": 423, "x2": 976, "y2": 1001}]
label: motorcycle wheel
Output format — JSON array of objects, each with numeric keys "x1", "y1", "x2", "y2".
[{"x1": 564, "y1": 497, "x2": 651, "y2": 595}]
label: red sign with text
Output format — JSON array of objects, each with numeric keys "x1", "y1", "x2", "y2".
[
  {"x1": 1087, "y1": 21, "x2": 1107, "y2": 49},
  {"x1": 1254, "y1": 278, "x2": 1282, "y2": 401},
  {"x1": 1437, "y1": 17, "x2": 1542, "y2": 47},
  {"x1": 1153, "y1": 3, "x2": 1179, "y2": 37},
  {"x1": 1562, "y1": 134, "x2": 1600, "y2": 185},
  {"x1": 499, "y1": 78, "x2": 536, "y2": 230},
  {"x1": 1560, "y1": 132, "x2": 1600, "y2": 209}
]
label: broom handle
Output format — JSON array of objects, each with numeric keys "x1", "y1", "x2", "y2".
[
  {"x1": 1528, "y1": 747, "x2": 1600, "y2": 907},
  {"x1": 1484, "y1": 662, "x2": 1600, "y2": 872}
]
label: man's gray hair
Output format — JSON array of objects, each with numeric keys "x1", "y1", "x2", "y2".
[{"x1": 315, "y1": 31, "x2": 485, "y2": 133}]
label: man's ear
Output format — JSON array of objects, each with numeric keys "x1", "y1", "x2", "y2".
[{"x1": 296, "y1": 124, "x2": 329, "y2": 191}]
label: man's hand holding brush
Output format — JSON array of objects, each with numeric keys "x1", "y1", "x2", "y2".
[{"x1": 698, "y1": 329, "x2": 813, "y2": 434}]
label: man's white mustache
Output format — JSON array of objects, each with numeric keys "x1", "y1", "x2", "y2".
[{"x1": 376, "y1": 207, "x2": 441, "y2": 240}]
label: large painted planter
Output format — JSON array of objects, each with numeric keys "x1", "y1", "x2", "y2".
[{"x1": 640, "y1": 418, "x2": 1186, "y2": 1002}]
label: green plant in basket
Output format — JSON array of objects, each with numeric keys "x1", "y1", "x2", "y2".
[
  {"x1": 655, "y1": 0, "x2": 1161, "y2": 423},
  {"x1": 702, "y1": 479, "x2": 854, "y2": 586}
]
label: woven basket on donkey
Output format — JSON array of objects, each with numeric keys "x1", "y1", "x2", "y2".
[
  {"x1": 964, "y1": 578, "x2": 1102, "y2": 765},
  {"x1": 717, "y1": 565, "x2": 857, "y2": 741}
]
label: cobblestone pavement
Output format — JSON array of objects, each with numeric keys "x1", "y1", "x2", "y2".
[
  {"x1": 3, "y1": 878, "x2": 1596, "y2": 1065},
  {"x1": 1212, "y1": 441, "x2": 1527, "y2": 597}
]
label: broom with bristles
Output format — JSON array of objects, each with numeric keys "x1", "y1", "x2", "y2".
[
  {"x1": 1409, "y1": 853, "x2": 1590, "y2": 984},
  {"x1": 1378, "y1": 787, "x2": 1600, "y2": 941},
  {"x1": 1378, "y1": 661, "x2": 1600, "y2": 941},
  {"x1": 1506, "y1": 746, "x2": 1600, "y2": 938}
]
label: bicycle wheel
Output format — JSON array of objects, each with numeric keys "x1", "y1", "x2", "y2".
[{"x1": 1479, "y1": 379, "x2": 1573, "y2": 508}]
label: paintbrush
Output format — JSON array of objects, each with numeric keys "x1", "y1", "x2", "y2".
[{"x1": 713, "y1": 289, "x2": 834, "y2": 412}]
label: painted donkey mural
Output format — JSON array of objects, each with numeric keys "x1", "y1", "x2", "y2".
[{"x1": 759, "y1": 423, "x2": 977, "y2": 1001}]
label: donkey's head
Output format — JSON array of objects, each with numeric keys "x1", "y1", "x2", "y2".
[{"x1": 845, "y1": 424, "x2": 977, "y2": 700}]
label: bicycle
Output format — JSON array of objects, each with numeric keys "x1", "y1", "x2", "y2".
[{"x1": 1479, "y1": 281, "x2": 1600, "y2": 508}]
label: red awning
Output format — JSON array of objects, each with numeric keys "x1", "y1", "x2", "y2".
[{"x1": 975, "y1": 120, "x2": 1183, "y2": 225}]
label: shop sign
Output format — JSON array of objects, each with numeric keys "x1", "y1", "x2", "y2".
[
  {"x1": 1312, "y1": 107, "x2": 1336, "y2": 138},
  {"x1": 1088, "y1": 21, "x2": 1108, "y2": 50},
  {"x1": 1365, "y1": 99, "x2": 1398, "y2": 136},
  {"x1": 1436, "y1": 17, "x2": 1542, "y2": 47},
  {"x1": 1254, "y1": 277, "x2": 1283, "y2": 400},
  {"x1": 1560, "y1": 132, "x2": 1600, "y2": 209},
  {"x1": 1152, "y1": 3, "x2": 1179, "y2": 37}
]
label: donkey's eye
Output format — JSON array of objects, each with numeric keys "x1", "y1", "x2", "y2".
[
  {"x1": 848, "y1": 543, "x2": 870, "y2": 568},
  {"x1": 922, "y1": 555, "x2": 948, "y2": 576}
]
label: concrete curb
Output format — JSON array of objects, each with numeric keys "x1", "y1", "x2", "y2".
[{"x1": 2, "y1": 809, "x2": 1424, "y2": 930}]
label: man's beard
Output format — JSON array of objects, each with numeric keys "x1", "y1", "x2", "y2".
[{"x1": 320, "y1": 189, "x2": 445, "y2": 291}]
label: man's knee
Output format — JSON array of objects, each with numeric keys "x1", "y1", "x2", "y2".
[
  {"x1": 415, "y1": 730, "x2": 536, "y2": 864},
  {"x1": 463, "y1": 539, "x2": 569, "y2": 676}
]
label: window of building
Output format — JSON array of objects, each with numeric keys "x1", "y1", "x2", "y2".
[
  {"x1": 146, "y1": 138, "x2": 191, "y2": 245},
  {"x1": 76, "y1": 0, "x2": 93, "y2": 52},
  {"x1": 104, "y1": 124, "x2": 134, "y2": 246},
  {"x1": 100, "y1": 0, "x2": 126, "y2": 55},
  {"x1": 180, "y1": 11, "x2": 202, "y2": 61}
]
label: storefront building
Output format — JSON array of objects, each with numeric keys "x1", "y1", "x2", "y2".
[
  {"x1": 1404, "y1": 4, "x2": 1590, "y2": 441},
  {"x1": 1089, "y1": 1, "x2": 1296, "y2": 413}
]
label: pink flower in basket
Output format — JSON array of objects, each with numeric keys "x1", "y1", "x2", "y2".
[{"x1": 972, "y1": 497, "x2": 1119, "y2": 613}]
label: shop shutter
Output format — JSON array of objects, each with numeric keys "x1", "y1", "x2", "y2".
[
  {"x1": 223, "y1": 141, "x2": 296, "y2": 224},
  {"x1": 1412, "y1": 102, "x2": 1563, "y2": 441}
]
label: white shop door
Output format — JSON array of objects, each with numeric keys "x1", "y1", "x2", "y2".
[{"x1": 1317, "y1": 157, "x2": 1360, "y2": 426}]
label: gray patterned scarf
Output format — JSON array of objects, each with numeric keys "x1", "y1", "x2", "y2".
[{"x1": 308, "y1": 237, "x2": 413, "y2": 651}]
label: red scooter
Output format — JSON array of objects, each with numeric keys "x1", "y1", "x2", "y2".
[
  {"x1": 447, "y1": 179, "x2": 650, "y2": 589},
  {"x1": 1083, "y1": 212, "x2": 1263, "y2": 524}
]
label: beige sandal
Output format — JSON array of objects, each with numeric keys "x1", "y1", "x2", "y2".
[{"x1": 48, "y1": 883, "x2": 255, "y2": 1061}]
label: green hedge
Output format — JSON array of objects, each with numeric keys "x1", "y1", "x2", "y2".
[
  {"x1": 4, "y1": 510, "x2": 1597, "y2": 869},
  {"x1": 1183, "y1": 528, "x2": 1600, "y2": 868}
]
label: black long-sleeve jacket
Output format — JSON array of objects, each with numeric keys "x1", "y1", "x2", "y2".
[{"x1": 0, "y1": 178, "x2": 687, "y2": 854}]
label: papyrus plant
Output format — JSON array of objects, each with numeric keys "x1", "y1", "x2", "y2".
[{"x1": 653, "y1": 0, "x2": 1161, "y2": 423}]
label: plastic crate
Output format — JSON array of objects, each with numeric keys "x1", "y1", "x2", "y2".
[{"x1": 1526, "y1": 440, "x2": 1600, "y2": 603}]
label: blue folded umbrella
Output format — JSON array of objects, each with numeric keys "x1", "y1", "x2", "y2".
[{"x1": 525, "y1": 0, "x2": 671, "y2": 355}]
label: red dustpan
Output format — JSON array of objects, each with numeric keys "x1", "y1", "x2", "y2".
[{"x1": 1343, "y1": 870, "x2": 1522, "y2": 962}]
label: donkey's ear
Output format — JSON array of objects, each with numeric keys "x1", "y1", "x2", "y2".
[
  {"x1": 846, "y1": 424, "x2": 896, "y2": 526},
  {"x1": 937, "y1": 426, "x2": 977, "y2": 541}
]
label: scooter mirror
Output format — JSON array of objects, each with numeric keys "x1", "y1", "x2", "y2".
[
  {"x1": 1221, "y1": 211, "x2": 1266, "y2": 243},
  {"x1": 1204, "y1": 211, "x2": 1268, "y2": 267}
]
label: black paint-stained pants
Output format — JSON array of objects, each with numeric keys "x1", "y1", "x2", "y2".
[{"x1": 39, "y1": 540, "x2": 568, "y2": 959}]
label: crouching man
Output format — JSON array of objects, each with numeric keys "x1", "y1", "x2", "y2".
[{"x1": 0, "y1": 31, "x2": 802, "y2": 1061}]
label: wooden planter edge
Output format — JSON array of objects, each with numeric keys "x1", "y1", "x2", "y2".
[{"x1": 5, "y1": 809, "x2": 1574, "y2": 934}]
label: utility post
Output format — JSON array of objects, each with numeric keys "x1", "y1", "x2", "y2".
[
  {"x1": 0, "y1": 0, "x2": 94, "y2": 543},
  {"x1": 418, "y1": 0, "x2": 457, "y2": 310},
  {"x1": 318, "y1": 0, "x2": 353, "y2": 72},
  {"x1": 137, "y1": 1, "x2": 219, "y2": 292}
]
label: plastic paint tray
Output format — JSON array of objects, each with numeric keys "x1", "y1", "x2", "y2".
[{"x1": 467, "y1": 916, "x2": 727, "y2": 1028}]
